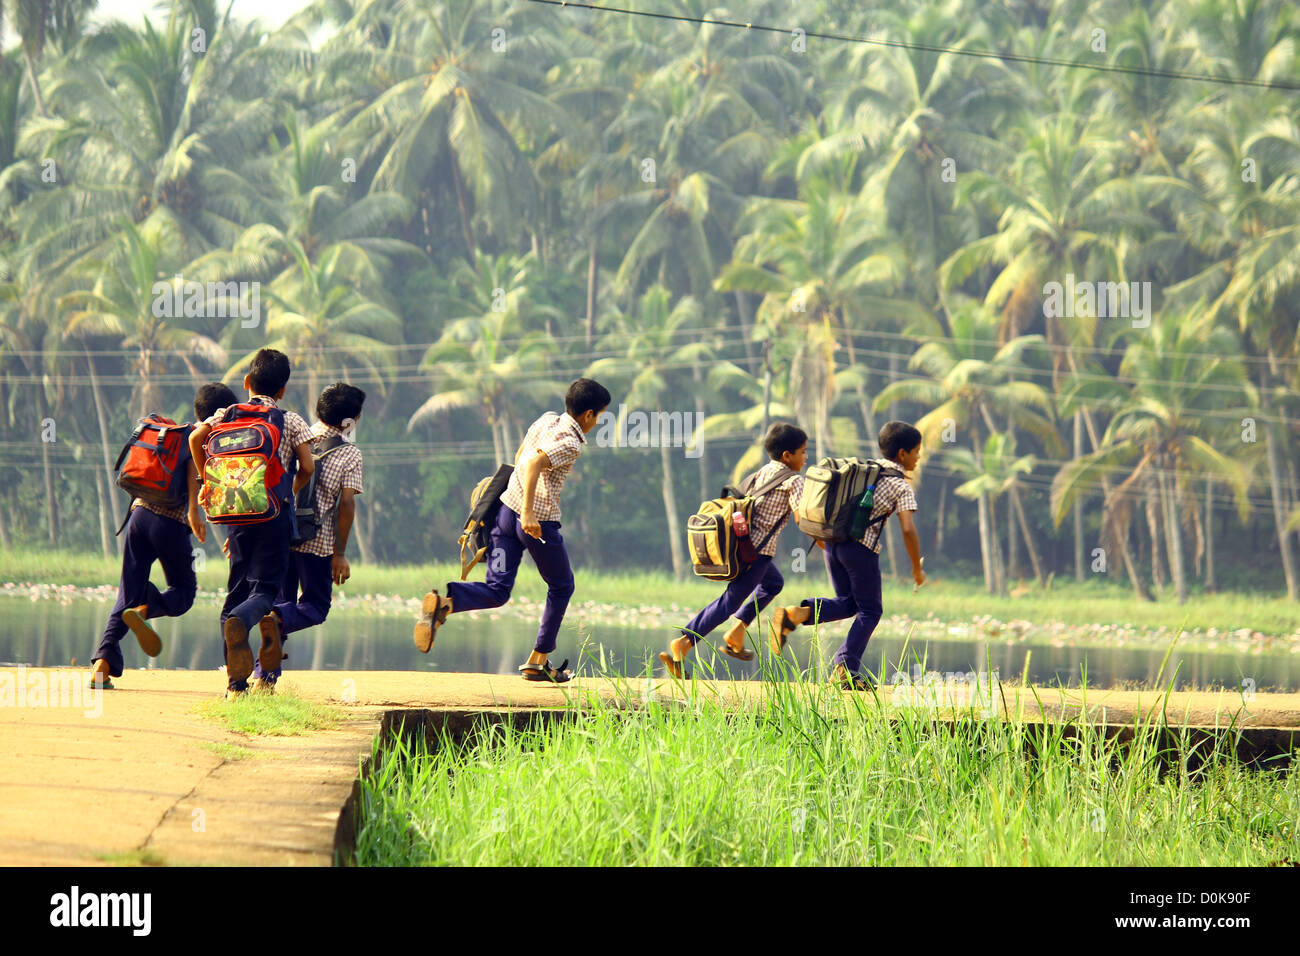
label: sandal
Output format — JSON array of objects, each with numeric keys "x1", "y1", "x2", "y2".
[
  {"x1": 831, "y1": 666, "x2": 875, "y2": 692},
  {"x1": 658, "y1": 651, "x2": 690, "y2": 680},
  {"x1": 769, "y1": 606, "x2": 799, "y2": 655},
  {"x1": 414, "y1": 589, "x2": 449, "y2": 653},
  {"x1": 719, "y1": 636, "x2": 755, "y2": 661},
  {"x1": 519, "y1": 658, "x2": 572, "y2": 683}
]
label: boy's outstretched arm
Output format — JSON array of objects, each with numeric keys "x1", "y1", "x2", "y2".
[
  {"x1": 186, "y1": 459, "x2": 207, "y2": 543},
  {"x1": 292, "y1": 441, "x2": 314, "y2": 494},
  {"x1": 518, "y1": 449, "x2": 551, "y2": 540},
  {"x1": 332, "y1": 488, "x2": 356, "y2": 585},
  {"x1": 897, "y1": 510, "x2": 925, "y2": 587},
  {"x1": 189, "y1": 423, "x2": 211, "y2": 476}
]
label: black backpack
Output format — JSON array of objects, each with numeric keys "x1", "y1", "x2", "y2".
[
  {"x1": 457, "y1": 464, "x2": 515, "y2": 579},
  {"x1": 290, "y1": 435, "x2": 347, "y2": 547}
]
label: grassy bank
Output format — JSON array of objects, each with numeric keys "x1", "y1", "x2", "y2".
[
  {"x1": 5, "y1": 547, "x2": 1299, "y2": 638},
  {"x1": 352, "y1": 679, "x2": 1298, "y2": 866}
]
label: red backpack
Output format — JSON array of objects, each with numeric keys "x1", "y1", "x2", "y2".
[
  {"x1": 113, "y1": 414, "x2": 193, "y2": 512},
  {"x1": 199, "y1": 402, "x2": 291, "y2": 525}
]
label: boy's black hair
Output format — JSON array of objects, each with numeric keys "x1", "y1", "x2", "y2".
[
  {"x1": 246, "y1": 348, "x2": 292, "y2": 396},
  {"x1": 194, "y1": 382, "x2": 239, "y2": 421},
  {"x1": 565, "y1": 378, "x2": 612, "y2": 418},
  {"x1": 317, "y1": 382, "x2": 367, "y2": 427},
  {"x1": 764, "y1": 422, "x2": 808, "y2": 460},
  {"x1": 879, "y1": 421, "x2": 923, "y2": 460}
]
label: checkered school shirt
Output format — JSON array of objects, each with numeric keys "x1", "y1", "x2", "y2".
[
  {"x1": 746, "y1": 459, "x2": 805, "y2": 558},
  {"x1": 500, "y1": 412, "x2": 586, "y2": 523},
  {"x1": 136, "y1": 494, "x2": 189, "y2": 527},
  {"x1": 859, "y1": 458, "x2": 918, "y2": 553},
  {"x1": 203, "y1": 395, "x2": 313, "y2": 475},
  {"x1": 294, "y1": 422, "x2": 364, "y2": 558}
]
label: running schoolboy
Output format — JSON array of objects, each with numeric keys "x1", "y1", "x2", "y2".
[
  {"x1": 188, "y1": 349, "x2": 315, "y2": 697},
  {"x1": 88, "y1": 383, "x2": 238, "y2": 689},
  {"x1": 414, "y1": 378, "x2": 612, "y2": 683},
  {"x1": 770, "y1": 421, "x2": 927, "y2": 690},
  {"x1": 660, "y1": 422, "x2": 808, "y2": 678},
  {"x1": 251, "y1": 383, "x2": 365, "y2": 692}
]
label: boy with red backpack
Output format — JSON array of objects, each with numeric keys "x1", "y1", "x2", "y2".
[
  {"x1": 89, "y1": 383, "x2": 238, "y2": 689},
  {"x1": 250, "y1": 383, "x2": 366, "y2": 692},
  {"x1": 189, "y1": 349, "x2": 314, "y2": 698}
]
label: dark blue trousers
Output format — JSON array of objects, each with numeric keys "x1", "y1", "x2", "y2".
[
  {"x1": 802, "y1": 540, "x2": 883, "y2": 673},
  {"x1": 255, "y1": 551, "x2": 333, "y2": 680},
  {"x1": 446, "y1": 504, "x2": 574, "y2": 655},
  {"x1": 93, "y1": 507, "x2": 197, "y2": 677},
  {"x1": 220, "y1": 506, "x2": 291, "y2": 685},
  {"x1": 681, "y1": 556, "x2": 784, "y2": 645}
]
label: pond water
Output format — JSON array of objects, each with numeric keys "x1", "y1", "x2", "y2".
[{"x1": 2, "y1": 597, "x2": 1296, "y2": 693}]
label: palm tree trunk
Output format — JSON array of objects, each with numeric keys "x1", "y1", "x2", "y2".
[
  {"x1": 732, "y1": 291, "x2": 757, "y2": 370},
  {"x1": 37, "y1": 389, "x2": 58, "y2": 546},
  {"x1": 660, "y1": 441, "x2": 685, "y2": 578},
  {"x1": 934, "y1": 480, "x2": 946, "y2": 553},
  {"x1": 760, "y1": 340, "x2": 772, "y2": 438},
  {"x1": 883, "y1": 352, "x2": 904, "y2": 579},
  {"x1": 1011, "y1": 486, "x2": 1045, "y2": 585},
  {"x1": 0, "y1": 489, "x2": 9, "y2": 548},
  {"x1": 1068, "y1": 353, "x2": 1151, "y2": 599},
  {"x1": 971, "y1": 422, "x2": 993, "y2": 593},
  {"x1": 692, "y1": 364, "x2": 708, "y2": 503},
  {"x1": 1145, "y1": 474, "x2": 1165, "y2": 595},
  {"x1": 1073, "y1": 413, "x2": 1085, "y2": 581},
  {"x1": 93, "y1": 468, "x2": 114, "y2": 558},
  {"x1": 1159, "y1": 468, "x2": 1187, "y2": 604},
  {"x1": 353, "y1": 501, "x2": 373, "y2": 565},
  {"x1": 585, "y1": 232, "x2": 598, "y2": 347},
  {"x1": 86, "y1": 351, "x2": 124, "y2": 551},
  {"x1": 989, "y1": 496, "x2": 1006, "y2": 596},
  {"x1": 1262, "y1": 384, "x2": 1299, "y2": 598},
  {"x1": 1204, "y1": 476, "x2": 1216, "y2": 592},
  {"x1": 23, "y1": 48, "x2": 48, "y2": 119}
]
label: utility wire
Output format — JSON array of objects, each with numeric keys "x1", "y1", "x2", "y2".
[{"x1": 526, "y1": 0, "x2": 1300, "y2": 93}]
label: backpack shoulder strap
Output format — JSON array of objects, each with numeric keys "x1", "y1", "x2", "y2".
[
  {"x1": 749, "y1": 465, "x2": 797, "y2": 500},
  {"x1": 314, "y1": 435, "x2": 346, "y2": 457}
]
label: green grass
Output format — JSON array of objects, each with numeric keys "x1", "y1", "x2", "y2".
[
  {"x1": 202, "y1": 741, "x2": 258, "y2": 760},
  {"x1": 4, "y1": 546, "x2": 1299, "y2": 637},
  {"x1": 196, "y1": 690, "x2": 341, "y2": 736},
  {"x1": 92, "y1": 849, "x2": 167, "y2": 866},
  {"x1": 352, "y1": 671, "x2": 1299, "y2": 866}
]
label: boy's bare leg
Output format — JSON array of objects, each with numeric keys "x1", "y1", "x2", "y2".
[{"x1": 783, "y1": 605, "x2": 813, "y2": 625}]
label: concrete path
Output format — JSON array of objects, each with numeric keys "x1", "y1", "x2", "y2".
[{"x1": 2, "y1": 666, "x2": 1297, "y2": 866}]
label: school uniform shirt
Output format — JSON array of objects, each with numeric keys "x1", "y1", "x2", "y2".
[
  {"x1": 294, "y1": 422, "x2": 364, "y2": 558},
  {"x1": 859, "y1": 459, "x2": 918, "y2": 553},
  {"x1": 203, "y1": 395, "x2": 313, "y2": 477},
  {"x1": 500, "y1": 411, "x2": 586, "y2": 523},
  {"x1": 747, "y1": 459, "x2": 805, "y2": 558},
  {"x1": 135, "y1": 496, "x2": 190, "y2": 527}
]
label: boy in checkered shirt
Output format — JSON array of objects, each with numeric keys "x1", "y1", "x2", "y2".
[
  {"x1": 659, "y1": 422, "x2": 808, "y2": 679},
  {"x1": 414, "y1": 379, "x2": 612, "y2": 683},
  {"x1": 771, "y1": 421, "x2": 927, "y2": 690},
  {"x1": 88, "y1": 383, "x2": 238, "y2": 689},
  {"x1": 251, "y1": 383, "x2": 365, "y2": 691},
  {"x1": 188, "y1": 349, "x2": 315, "y2": 697}
]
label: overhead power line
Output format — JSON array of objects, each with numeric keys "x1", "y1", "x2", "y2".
[{"x1": 526, "y1": 0, "x2": 1300, "y2": 93}]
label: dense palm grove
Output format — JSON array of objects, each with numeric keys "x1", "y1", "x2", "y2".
[{"x1": 1, "y1": 0, "x2": 1298, "y2": 602}]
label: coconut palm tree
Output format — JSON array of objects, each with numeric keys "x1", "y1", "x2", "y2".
[
  {"x1": 587, "y1": 284, "x2": 715, "y2": 578},
  {"x1": 1050, "y1": 307, "x2": 1256, "y2": 603},
  {"x1": 946, "y1": 432, "x2": 1039, "y2": 595},
  {"x1": 874, "y1": 298, "x2": 1060, "y2": 593}
]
